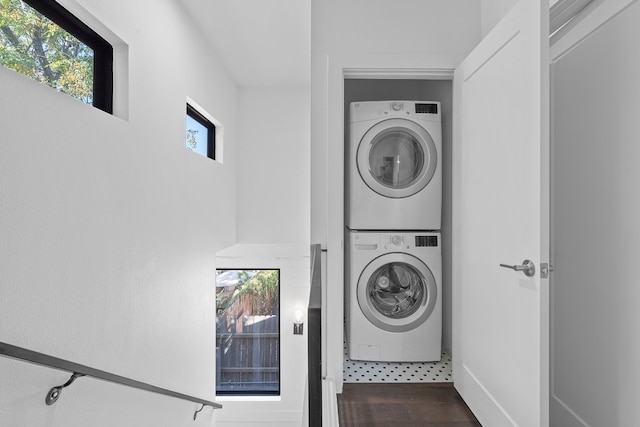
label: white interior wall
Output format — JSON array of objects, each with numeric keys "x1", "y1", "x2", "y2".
[
  {"x1": 217, "y1": 86, "x2": 311, "y2": 426},
  {"x1": 343, "y1": 79, "x2": 453, "y2": 351},
  {"x1": 0, "y1": 0, "x2": 238, "y2": 425},
  {"x1": 311, "y1": 0, "x2": 480, "y2": 248},
  {"x1": 311, "y1": 0, "x2": 481, "y2": 391},
  {"x1": 481, "y1": 0, "x2": 518, "y2": 38},
  {"x1": 550, "y1": 0, "x2": 640, "y2": 425},
  {"x1": 236, "y1": 87, "x2": 310, "y2": 245}
]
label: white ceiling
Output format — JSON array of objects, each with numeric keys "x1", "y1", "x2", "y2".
[{"x1": 179, "y1": 0, "x2": 311, "y2": 87}]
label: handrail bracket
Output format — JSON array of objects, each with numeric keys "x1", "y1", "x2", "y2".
[
  {"x1": 193, "y1": 403, "x2": 206, "y2": 420},
  {"x1": 46, "y1": 372, "x2": 85, "y2": 405}
]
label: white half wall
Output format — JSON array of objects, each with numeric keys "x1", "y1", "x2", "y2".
[
  {"x1": 0, "y1": 0, "x2": 238, "y2": 425},
  {"x1": 215, "y1": 244, "x2": 310, "y2": 427}
]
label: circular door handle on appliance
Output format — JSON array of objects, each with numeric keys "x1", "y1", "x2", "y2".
[{"x1": 499, "y1": 259, "x2": 535, "y2": 277}]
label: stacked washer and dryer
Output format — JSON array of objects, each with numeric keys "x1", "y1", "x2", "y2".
[{"x1": 345, "y1": 100, "x2": 442, "y2": 362}]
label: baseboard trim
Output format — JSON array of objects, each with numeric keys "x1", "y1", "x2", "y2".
[{"x1": 322, "y1": 378, "x2": 339, "y2": 427}]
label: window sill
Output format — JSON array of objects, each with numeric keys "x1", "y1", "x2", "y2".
[{"x1": 215, "y1": 395, "x2": 281, "y2": 402}]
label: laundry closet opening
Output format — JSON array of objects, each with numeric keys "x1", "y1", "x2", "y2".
[{"x1": 342, "y1": 79, "x2": 453, "y2": 383}]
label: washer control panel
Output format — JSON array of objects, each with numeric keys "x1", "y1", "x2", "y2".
[
  {"x1": 354, "y1": 232, "x2": 440, "y2": 251},
  {"x1": 350, "y1": 100, "x2": 441, "y2": 123},
  {"x1": 383, "y1": 234, "x2": 405, "y2": 249}
]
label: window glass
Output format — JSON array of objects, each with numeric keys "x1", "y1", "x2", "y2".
[
  {"x1": 0, "y1": 0, "x2": 112, "y2": 112},
  {"x1": 216, "y1": 269, "x2": 280, "y2": 395},
  {"x1": 186, "y1": 115, "x2": 209, "y2": 157},
  {"x1": 186, "y1": 103, "x2": 215, "y2": 160}
]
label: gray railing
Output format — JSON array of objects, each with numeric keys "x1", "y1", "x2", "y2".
[
  {"x1": 309, "y1": 243, "x2": 323, "y2": 427},
  {"x1": 0, "y1": 341, "x2": 222, "y2": 420}
]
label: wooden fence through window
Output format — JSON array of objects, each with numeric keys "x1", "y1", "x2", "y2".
[{"x1": 216, "y1": 315, "x2": 279, "y2": 393}]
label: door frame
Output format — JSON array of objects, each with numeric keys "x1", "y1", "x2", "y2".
[
  {"x1": 321, "y1": 7, "x2": 552, "y2": 426},
  {"x1": 322, "y1": 53, "x2": 461, "y2": 392},
  {"x1": 549, "y1": 0, "x2": 639, "y2": 425}
]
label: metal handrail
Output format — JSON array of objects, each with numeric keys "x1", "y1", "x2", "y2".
[{"x1": 0, "y1": 341, "x2": 222, "y2": 420}]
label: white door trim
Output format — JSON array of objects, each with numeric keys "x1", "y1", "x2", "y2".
[
  {"x1": 551, "y1": 0, "x2": 638, "y2": 59},
  {"x1": 550, "y1": 0, "x2": 639, "y2": 425},
  {"x1": 322, "y1": 53, "x2": 460, "y2": 393}
]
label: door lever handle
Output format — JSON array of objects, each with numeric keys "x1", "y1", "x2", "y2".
[{"x1": 499, "y1": 259, "x2": 535, "y2": 277}]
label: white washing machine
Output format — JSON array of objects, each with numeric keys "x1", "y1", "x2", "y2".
[
  {"x1": 346, "y1": 100, "x2": 442, "y2": 230},
  {"x1": 345, "y1": 230, "x2": 442, "y2": 362}
]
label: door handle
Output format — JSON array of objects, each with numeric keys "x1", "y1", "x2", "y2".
[{"x1": 499, "y1": 259, "x2": 535, "y2": 277}]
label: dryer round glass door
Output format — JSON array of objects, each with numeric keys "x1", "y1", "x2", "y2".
[
  {"x1": 357, "y1": 252, "x2": 437, "y2": 333},
  {"x1": 357, "y1": 118, "x2": 437, "y2": 198}
]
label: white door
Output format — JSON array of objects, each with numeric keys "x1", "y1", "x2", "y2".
[{"x1": 452, "y1": 0, "x2": 550, "y2": 426}]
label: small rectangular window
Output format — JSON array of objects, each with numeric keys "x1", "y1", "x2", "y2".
[
  {"x1": 0, "y1": 0, "x2": 113, "y2": 113},
  {"x1": 186, "y1": 103, "x2": 215, "y2": 160},
  {"x1": 216, "y1": 269, "x2": 280, "y2": 396}
]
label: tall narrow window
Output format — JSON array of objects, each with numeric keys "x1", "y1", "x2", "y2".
[
  {"x1": 186, "y1": 103, "x2": 216, "y2": 160},
  {"x1": 216, "y1": 269, "x2": 280, "y2": 396},
  {"x1": 0, "y1": 0, "x2": 113, "y2": 113}
]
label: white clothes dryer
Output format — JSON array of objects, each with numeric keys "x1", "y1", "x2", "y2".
[
  {"x1": 345, "y1": 230, "x2": 442, "y2": 362},
  {"x1": 346, "y1": 100, "x2": 442, "y2": 230}
]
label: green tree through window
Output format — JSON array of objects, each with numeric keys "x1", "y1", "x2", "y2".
[{"x1": 0, "y1": 0, "x2": 94, "y2": 103}]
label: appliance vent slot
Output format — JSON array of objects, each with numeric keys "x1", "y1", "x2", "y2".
[
  {"x1": 415, "y1": 236, "x2": 438, "y2": 247},
  {"x1": 415, "y1": 103, "x2": 438, "y2": 114}
]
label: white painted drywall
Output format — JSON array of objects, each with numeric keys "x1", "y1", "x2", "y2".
[
  {"x1": 343, "y1": 79, "x2": 453, "y2": 352},
  {"x1": 236, "y1": 87, "x2": 310, "y2": 245},
  {"x1": 311, "y1": 0, "x2": 480, "y2": 390},
  {"x1": 0, "y1": 0, "x2": 238, "y2": 424},
  {"x1": 481, "y1": 0, "x2": 517, "y2": 38},
  {"x1": 551, "y1": 0, "x2": 640, "y2": 425},
  {"x1": 217, "y1": 87, "x2": 311, "y2": 427},
  {"x1": 180, "y1": 0, "x2": 311, "y2": 87},
  {"x1": 215, "y1": 244, "x2": 310, "y2": 427}
]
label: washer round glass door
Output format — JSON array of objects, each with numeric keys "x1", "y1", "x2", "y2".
[
  {"x1": 357, "y1": 252, "x2": 437, "y2": 333},
  {"x1": 357, "y1": 118, "x2": 437, "y2": 198}
]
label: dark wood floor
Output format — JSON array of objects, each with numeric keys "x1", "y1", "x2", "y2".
[{"x1": 338, "y1": 383, "x2": 481, "y2": 427}]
